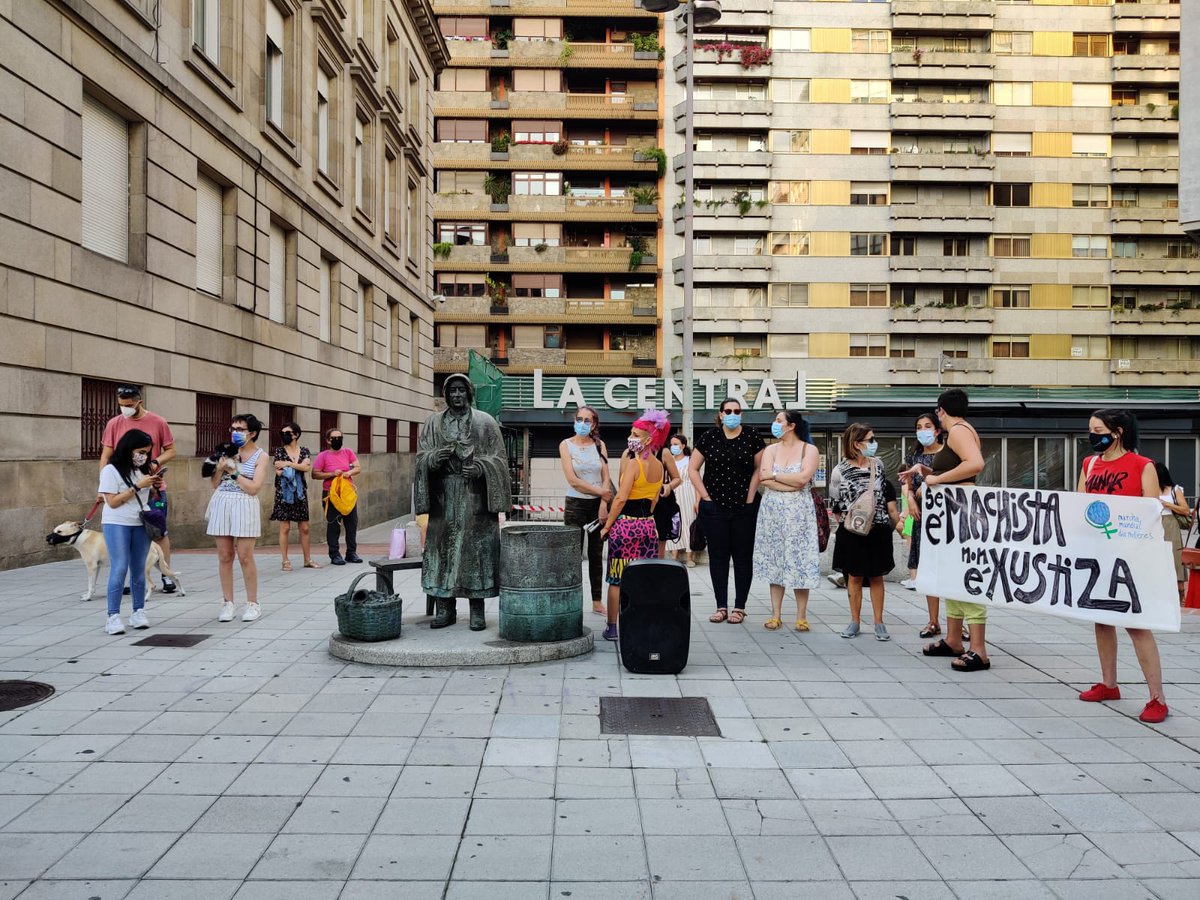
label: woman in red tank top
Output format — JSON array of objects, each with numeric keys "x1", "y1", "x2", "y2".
[{"x1": 1075, "y1": 409, "x2": 1168, "y2": 724}]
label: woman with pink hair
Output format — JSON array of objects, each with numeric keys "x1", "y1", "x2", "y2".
[{"x1": 598, "y1": 409, "x2": 670, "y2": 642}]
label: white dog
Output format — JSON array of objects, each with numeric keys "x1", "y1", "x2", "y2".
[{"x1": 46, "y1": 522, "x2": 186, "y2": 601}]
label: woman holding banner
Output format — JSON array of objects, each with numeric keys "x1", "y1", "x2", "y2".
[
  {"x1": 903, "y1": 389, "x2": 991, "y2": 671},
  {"x1": 1077, "y1": 409, "x2": 1168, "y2": 723}
]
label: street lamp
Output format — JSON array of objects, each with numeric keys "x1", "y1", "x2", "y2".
[
  {"x1": 643, "y1": 0, "x2": 722, "y2": 439},
  {"x1": 937, "y1": 354, "x2": 954, "y2": 388}
]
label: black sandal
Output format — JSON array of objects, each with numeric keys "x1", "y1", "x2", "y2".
[
  {"x1": 923, "y1": 639, "x2": 963, "y2": 657},
  {"x1": 919, "y1": 624, "x2": 941, "y2": 639},
  {"x1": 952, "y1": 651, "x2": 991, "y2": 672}
]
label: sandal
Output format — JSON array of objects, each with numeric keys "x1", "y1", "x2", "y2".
[
  {"x1": 923, "y1": 639, "x2": 964, "y2": 657},
  {"x1": 592, "y1": 603, "x2": 606, "y2": 617},
  {"x1": 952, "y1": 651, "x2": 991, "y2": 672},
  {"x1": 764, "y1": 618, "x2": 782, "y2": 631},
  {"x1": 303, "y1": 560, "x2": 322, "y2": 569},
  {"x1": 281, "y1": 560, "x2": 292, "y2": 572},
  {"x1": 728, "y1": 609, "x2": 746, "y2": 625},
  {"x1": 709, "y1": 608, "x2": 729, "y2": 623},
  {"x1": 794, "y1": 620, "x2": 810, "y2": 632},
  {"x1": 919, "y1": 624, "x2": 940, "y2": 639}
]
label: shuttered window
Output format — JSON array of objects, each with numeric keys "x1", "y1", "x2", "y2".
[
  {"x1": 265, "y1": 3, "x2": 285, "y2": 128},
  {"x1": 195, "y1": 175, "x2": 223, "y2": 295},
  {"x1": 81, "y1": 96, "x2": 130, "y2": 262},
  {"x1": 196, "y1": 393, "x2": 233, "y2": 457},
  {"x1": 319, "y1": 258, "x2": 333, "y2": 342},
  {"x1": 269, "y1": 223, "x2": 286, "y2": 323},
  {"x1": 81, "y1": 377, "x2": 121, "y2": 459}
]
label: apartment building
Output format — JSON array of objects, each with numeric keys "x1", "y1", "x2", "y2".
[
  {"x1": 0, "y1": 1, "x2": 447, "y2": 569},
  {"x1": 1182, "y1": 0, "x2": 1199, "y2": 241},
  {"x1": 429, "y1": 0, "x2": 666, "y2": 387}
]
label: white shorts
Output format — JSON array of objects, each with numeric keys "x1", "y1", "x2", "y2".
[{"x1": 206, "y1": 490, "x2": 261, "y2": 538}]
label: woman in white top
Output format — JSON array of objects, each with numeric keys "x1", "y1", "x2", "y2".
[
  {"x1": 1155, "y1": 462, "x2": 1191, "y2": 602},
  {"x1": 665, "y1": 434, "x2": 697, "y2": 566},
  {"x1": 560, "y1": 405, "x2": 612, "y2": 615},
  {"x1": 98, "y1": 429, "x2": 162, "y2": 635},
  {"x1": 206, "y1": 413, "x2": 269, "y2": 622}
]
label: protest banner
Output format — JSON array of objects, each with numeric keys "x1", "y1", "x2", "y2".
[{"x1": 914, "y1": 484, "x2": 1181, "y2": 633}]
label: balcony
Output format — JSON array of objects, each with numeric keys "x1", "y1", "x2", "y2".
[
  {"x1": 889, "y1": 102, "x2": 994, "y2": 132},
  {"x1": 672, "y1": 51, "x2": 775, "y2": 83},
  {"x1": 1110, "y1": 207, "x2": 1185, "y2": 235},
  {"x1": 888, "y1": 357, "x2": 995, "y2": 386},
  {"x1": 435, "y1": 297, "x2": 656, "y2": 325},
  {"x1": 508, "y1": 40, "x2": 659, "y2": 69},
  {"x1": 1111, "y1": 105, "x2": 1179, "y2": 135},
  {"x1": 891, "y1": 1, "x2": 994, "y2": 32},
  {"x1": 1111, "y1": 155, "x2": 1179, "y2": 186},
  {"x1": 1110, "y1": 306, "x2": 1200, "y2": 336},
  {"x1": 891, "y1": 51, "x2": 994, "y2": 82},
  {"x1": 1110, "y1": 359, "x2": 1198, "y2": 387},
  {"x1": 675, "y1": 99, "x2": 772, "y2": 131},
  {"x1": 671, "y1": 204, "x2": 770, "y2": 233},
  {"x1": 434, "y1": 194, "x2": 656, "y2": 222},
  {"x1": 889, "y1": 304, "x2": 995, "y2": 334},
  {"x1": 434, "y1": 91, "x2": 658, "y2": 120},
  {"x1": 432, "y1": 244, "x2": 658, "y2": 273},
  {"x1": 701, "y1": 0, "x2": 771, "y2": 27},
  {"x1": 1112, "y1": 3, "x2": 1181, "y2": 34},
  {"x1": 433, "y1": 0, "x2": 655, "y2": 17},
  {"x1": 1110, "y1": 258, "x2": 1200, "y2": 285},
  {"x1": 432, "y1": 143, "x2": 660, "y2": 173},
  {"x1": 672, "y1": 150, "x2": 770, "y2": 183},
  {"x1": 1112, "y1": 54, "x2": 1180, "y2": 84},
  {"x1": 889, "y1": 256, "x2": 994, "y2": 283},
  {"x1": 671, "y1": 254, "x2": 770, "y2": 285},
  {"x1": 890, "y1": 152, "x2": 994, "y2": 183},
  {"x1": 890, "y1": 205, "x2": 993, "y2": 233}
]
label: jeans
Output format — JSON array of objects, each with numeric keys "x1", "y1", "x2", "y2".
[
  {"x1": 324, "y1": 495, "x2": 358, "y2": 558},
  {"x1": 564, "y1": 496, "x2": 603, "y2": 603},
  {"x1": 103, "y1": 523, "x2": 150, "y2": 616},
  {"x1": 698, "y1": 498, "x2": 759, "y2": 609}
]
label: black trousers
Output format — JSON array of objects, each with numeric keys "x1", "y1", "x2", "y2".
[
  {"x1": 323, "y1": 494, "x2": 358, "y2": 558},
  {"x1": 564, "y1": 496, "x2": 603, "y2": 603},
  {"x1": 698, "y1": 498, "x2": 758, "y2": 609}
]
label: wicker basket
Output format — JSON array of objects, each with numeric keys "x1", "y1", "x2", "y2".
[{"x1": 335, "y1": 572, "x2": 403, "y2": 642}]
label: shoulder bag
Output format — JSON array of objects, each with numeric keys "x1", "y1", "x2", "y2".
[
  {"x1": 124, "y1": 473, "x2": 167, "y2": 541},
  {"x1": 842, "y1": 461, "x2": 878, "y2": 537}
]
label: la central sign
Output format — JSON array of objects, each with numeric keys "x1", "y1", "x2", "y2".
[{"x1": 530, "y1": 369, "x2": 807, "y2": 411}]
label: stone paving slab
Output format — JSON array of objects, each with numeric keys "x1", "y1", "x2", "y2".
[{"x1": 0, "y1": 549, "x2": 1197, "y2": 899}]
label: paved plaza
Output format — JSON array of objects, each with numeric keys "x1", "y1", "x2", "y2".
[{"x1": 1, "y1": 533, "x2": 1198, "y2": 900}]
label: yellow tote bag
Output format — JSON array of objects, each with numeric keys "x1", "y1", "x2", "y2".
[{"x1": 326, "y1": 474, "x2": 358, "y2": 516}]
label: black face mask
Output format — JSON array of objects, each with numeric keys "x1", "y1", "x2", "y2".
[
  {"x1": 281, "y1": 432, "x2": 297, "y2": 444},
  {"x1": 1088, "y1": 432, "x2": 1114, "y2": 452},
  {"x1": 330, "y1": 437, "x2": 344, "y2": 451}
]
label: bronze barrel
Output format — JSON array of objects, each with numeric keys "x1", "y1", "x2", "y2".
[{"x1": 499, "y1": 525, "x2": 584, "y2": 642}]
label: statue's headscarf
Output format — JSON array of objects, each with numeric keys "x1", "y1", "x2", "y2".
[{"x1": 443, "y1": 374, "x2": 475, "y2": 405}]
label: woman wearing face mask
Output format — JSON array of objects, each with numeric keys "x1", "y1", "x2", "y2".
[
  {"x1": 1154, "y1": 462, "x2": 1190, "y2": 604},
  {"x1": 829, "y1": 423, "x2": 900, "y2": 640},
  {"x1": 599, "y1": 409, "x2": 671, "y2": 642},
  {"x1": 560, "y1": 405, "x2": 612, "y2": 616},
  {"x1": 753, "y1": 411, "x2": 821, "y2": 631},
  {"x1": 97, "y1": 429, "x2": 161, "y2": 635},
  {"x1": 665, "y1": 435, "x2": 697, "y2": 567},
  {"x1": 270, "y1": 421, "x2": 318, "y2": 571},
  {"x1": 206, "y1": 413, "x2": 269, "y2": 623},
  {"x1": 1076, "y1": 409, "x2": 1168, "y2": 723},
  {"x1": 652, "y1": 430, "x2": 684, "y2": 560},
  {"x1": 689, "y1": 399, "x2": 766, "y2": 624}
]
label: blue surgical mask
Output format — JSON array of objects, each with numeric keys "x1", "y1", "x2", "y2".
[
  {"x1": 770, "y1": 422, "x2": 785, "y2": 439},
  {"x1": 669, "y1": 445, "x2": 683, "y2": 456},
  {"x1": 573, "y1": 420, "x2": 592, "y2": 437},
  {"x1": 231, "y1": 432, "x2": 247, "y2": 447},
  {"x1": 916, "y1": 429, "x2": 936, "y2": 447},
  {"x1": 863, "y1": 441, "x2": 878, "y2": 457},
  {"x1": 723, "y1": 413, "x2": 742, "y2": 430}
]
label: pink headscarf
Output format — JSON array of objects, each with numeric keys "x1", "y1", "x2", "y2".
[{"x1": 632, "y1": 408, "x2": 672, "y2": 455}]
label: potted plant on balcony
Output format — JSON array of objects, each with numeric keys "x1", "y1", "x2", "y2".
[
  {"x1": 629, "y1": 33, "x2": 664, "y2": 60},
  {"x1": 490, "y1": 131, "x2": 510, "y2": 160},
  {"x1": 483, "y1": 173, "x2": 511, "y2": 210},
  {"x1": 534, "y1": 242, "x2": 549, "y2": 254},
  {"x1": 491, "y1": 28, "x2": 513, "y2": 54},
  {"x1": 634, "y1": 147, "x2": 668, "y2": 177},
  {"x1": 486, "y1": 276, "x2": 510, "y2": 314},
  {"x1": 626, "y1": 233, "x2": 650, "y2": 271},
  {"x1": 551, "y1": 139, "x2": 569, "y2": 156},
  {"x1": 630, "y1": 186, "x2": 659, "y2": 212},
  {"x1": 433, "y1": 242, "x2": 453, "y2": 260},
  {"x1": 739, "y1": 45, "x2": 772, "y2": 69},
  {"x1": 730, "y1": 189, "x2": 755, "y2": 216}
]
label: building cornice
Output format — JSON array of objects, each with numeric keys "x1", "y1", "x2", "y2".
[{"x1": 407, "y1": 0, "x2": 450, "y2": 72}]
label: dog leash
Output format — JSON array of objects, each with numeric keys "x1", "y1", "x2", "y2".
[{"x1": 70, "y1": 499, "x2": 104, "y2": 544}]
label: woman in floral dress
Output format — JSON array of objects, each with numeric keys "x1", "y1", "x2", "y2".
[
  {"x1": 752, "y1": 410, "x2": 821, "y2": 631},
  {"x1": 270, "y1": 421, "x2": 318, "y2": 570}
]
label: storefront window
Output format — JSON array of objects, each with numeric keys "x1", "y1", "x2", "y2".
[
  {"x1": 1005, "y1": 437, "x2": 1036, "y2": 490},
  {"x1": 1035, "y1": 438, "x2": 1066, "y2": 491}
]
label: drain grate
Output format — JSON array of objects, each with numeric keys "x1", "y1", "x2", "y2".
[
  {"x1": 0, "y1": 681, "x2": 56, "y2": 712},
  {"x1": 599, "y1": 696, "x2": 721, "y2": 737},
  {"x1": 131, "y1": 633, "x2": 211, "y2": 648}
]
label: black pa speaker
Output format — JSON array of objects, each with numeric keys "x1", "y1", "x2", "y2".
[{"x1": 618, "y1": 559, "x2": 690, "y2": 674}]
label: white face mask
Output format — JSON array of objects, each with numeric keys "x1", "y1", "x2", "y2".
[
  {"x1": 132, "y1": 452, "x2": 149, "y2": 467},
  {"x1": 120, "y1": 406, "x2": 137, "y2": 419}
]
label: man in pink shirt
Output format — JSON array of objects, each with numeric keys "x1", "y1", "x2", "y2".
[
  {"x1": 311, "y1": 427, "x2": 363, "y2": 565},
  {"x1": 98, "y1": 384, "x2": 178, "y2": 592}
]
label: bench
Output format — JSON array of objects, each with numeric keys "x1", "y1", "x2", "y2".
[{"x1": 368, "y1": 557, "x2": 433, "y2": 615}]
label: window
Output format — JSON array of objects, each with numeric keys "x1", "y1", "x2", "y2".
[
  {"x1": 941, "y1": 287, "x2": 970, "y2": 307},
  {"x1": 734, "y1": 236, "x2": 763, "y2": 255},
  {"x1": 770, "y1": 283, "x2": 808, "y2": 307},
  {"x1": 1112, "y1": 291, "x2": 1136, "y2": 311},
  {"x1": 893, "y1": 235, "x2": 916, "y2": 256},
  {"x1": 320, "y1": 410, "x2": 339, "y2": 442},
  {"x1": 316, "y1": 67, "x2": 334, "y2": 176},
  {"x1": 437, "y1": 171, "x2": 485, "y2": 195},
  {"x1": 993, "y1": 286, "x2": 1031, "y2": 308},
  {"x1": 196, "y1": 174, "x2": 224, "y2": 296},
  {"x1": 771, "y1": 28, "x2": 810, "y2": 51},
  {"x1": 770, "y1": 334, "x2": 810, "y2": 357},
  {"x1": 851, "y1": 29, "x2": 889, "y2": 53},
  {"x1": 439, "y1": 17, "x2": 488, "y2": 40},
  {"x1": 773, "y1": 80, "x2": 811, "y2": 103},
  {"x1": 1072, "y1": 184, "x2": 1108, "y2": 208},
  {"x1": 1112, "y1": 240, "x2": 1138, "y2": 258},
  {"x1": 383, "y1": 149, "x2": 398, "y2": 245},
  {"x1": 1073, "y1": 33, "x2": 1108, "y2": 57},
  {"x1": 1072, "y1": 286, "x2": 1108, "y2": 308},
  {"x1": 193, "y1": 0, "x2": 221, "y2": 64},
  {"x1": 406, "y1": 178, "x2": 419, "y2": 261},
  {"x1": 850, "y1": 334, "x2": 887, "y2": 357},
  {"x1": 769, "y1": 232, "x2": 809, "y2": 256},
  {"x1": 850, "y1": 80, "x2": 889, "y2": 104},
  {"x1": 1167, "y1": 240, "x2": 1199, "y2": 259},
  {"x1": 196, "y1": 393, "x2": 234, "y2": 457},
  {"x1": 81, "y1": 96, "x2": 130, "y2": 262},
  {"x1": 993, "y1": 235, "x2": 1030, "y2": 257},
  {"x1": 386, "y1": 418, "x2": 398, "y2": 454},
  {"x1": 384, "y1": 295, "x2": 398, "y2": 366},
  {"x1": 850, "y1": 131, "x2": 889, "y2": 155},
  {"x1": 512, "y1": 69, "x2": 563, "y2": 92},
  {"x1": 992, "y1": 133, "x2": 1032, "y2": 157},
  {"x1": 770, "y1": 181, "x2": 810, "y2": 204},
  {"x1": 850, "y1": 233, "x2": 887, "y2": 256},
  {"x1": 407, "y1": 66, "x2": 422, "y2": 132},
  {"x1": 850, "y1": 284, "x2": 887, "y2": 307},
  {"x1": 942, "y1": 337, "x2": 970, "y2": 359},
  {"x1": 512, "y1": 223, "x2": 561, "y2": 247},
  {"x1": 693, "y1": 287, "x2": 765, "y2": 308},
  {"x1": 513, "y1": 17, "x2": 564, "y2": 39},
  {"x1": 436, "y1": 324, "x2": 486, "y2": 348},
  {"x1": 437, "y1": 273, "x2": 486, "y2": 297},
  {"x1": 991, "y1": 336, "x2": 1030, "y2": 358},
  {"x1": 438, "y1": 68, "x2": 488, "y2": 92},
  {"x1": 438, "y1": 222, "x2": 487, "y2": 245},
  {"x1": 993, "y1": 183, "x2": 1031, "y2": 207},
  {"x1": 1072, "y1": 235, "x2": 1108, "y2": 258},
  {"x1": 994, "y1": 82, "x2": 1032, "y2": 106},
  {"x1": 943, "y1": 238, "x2": 969, "y2": 257},
  {"x1": 269, "y1": 223, "x2": 287, "y2": 323},
  {"x1": 513, "y1": 171, "x2": 562, "y2": 196},
  {"x1": 385, "y1": 21, "x2": 400, "y2": 103},
  {"x1": 512, "y1": 120, "x2": 562, "y2": 143},
  {"x1": 850, "y1": 182, "x2": 887, "y2": 205},
  {"x1": 1111, "y1": 89, "x2": 1139, "y2": 107},
  {"x1": 770, "y1": 130, "x2": 811, "y2": 153},
  {"x1": 892, "y1": 286, "x2": 917, "y2": 307},
  {"x1": 357, "y1": 414, "x2": 372, "y2": 454},
  {"x1": 1072, "y1": 84, "x2": 1110, "y2": 108},
  {"x1": 993, "y1": 32, "x2": 1032, "y2": 55},
  {"x1": 319, "y1": 257, "x2": 333, "y2": 342},
  {"x1": 265, "y1": 3, "x2": 286, "y2": 130},
  {"x1": 81, "y1": 377, "x2": 121, "y2": 459},
  {"x1": 353, "y1": 114, "x2": 373, "y2": 214},
  {"x1": 409, "y1": 315, "x2": 420, "y2": 375},
  {"x1": 1071, "y1": 133, "x2": 1108, "y2": 158},
  {"x1": 269, "y1": 404, "x2": 295, "y2": 448},
  {"x1": 356, "y1": 280, "x2": 370, "y2": 354},
  {"x1": 1071, "y1": 335, "x2": 1108, "y2": 358},
  {"x1": 890, "y1": 336, "x2": 916, "y2": 358},
  {"x1": 437, "y1": 119, "x2": 488, "y2": 143},
  {"x1": 512, "y1": 274, "x2": 562, "y2": 297}
]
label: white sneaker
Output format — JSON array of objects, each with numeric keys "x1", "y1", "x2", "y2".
[
  {"x1": 827, "y1": 573, "x2": 846, "y2": 588},
  {"x1": 899, "y1": 579, "x2": 916, "y2": 590},
  {"x1": 106, "y1": 614, "x2": 125, "y2": 635},
  {"x1": 130, "y1": 609, "x2": 150, "y2": 629},
  {"x1": 218, "y1": 601, "x2": 234, "y2": 622},
  {"x1": 241, "y1": 603, "x2": 261, "y2": 622}
]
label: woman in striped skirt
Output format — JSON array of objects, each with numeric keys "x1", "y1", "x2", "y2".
[{"x1": 206, "y1": 413, "x2": 269, "y2": 622}]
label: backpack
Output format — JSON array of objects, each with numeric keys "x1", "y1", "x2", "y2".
[{"x1": 842, "y1": 461, "x2": 878, "y2": 536}]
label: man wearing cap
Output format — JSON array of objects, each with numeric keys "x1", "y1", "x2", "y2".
[{"x1": 98, "y1": 385, "x2": 178, "y2": 592}]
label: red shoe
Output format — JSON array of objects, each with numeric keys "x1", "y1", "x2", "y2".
[
  {"x1": 1139, "y1": 699, "x2": 1169, "y2": 723},
  {"x1": 1079, "y1": 683, "x2": 1121, "y2": 702}
]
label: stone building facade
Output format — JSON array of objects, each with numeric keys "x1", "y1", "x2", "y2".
[{"x1": 0, "y1": 0, "x2": 448, "y2": 570}]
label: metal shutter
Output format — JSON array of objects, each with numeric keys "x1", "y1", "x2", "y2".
[
  {"x1": 81, "y1": 96, "x2": 129, "y2": 262},
  {"x1": 269, "y1": 223, "x2": 286, "y2": 323},
  {"x1": 195, "y1": 175, "x2": 223, "y2": 295}
]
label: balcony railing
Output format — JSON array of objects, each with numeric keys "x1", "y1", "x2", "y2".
[
  {"x1": 889, "y1": 102, "x2": 994, "y2": 131},
  {"x1": 891, "y1": 51, "x2": 994, "y2": 80},
  {"x1": 433, "y1": 143, "x2": 659, "y2": 171}
]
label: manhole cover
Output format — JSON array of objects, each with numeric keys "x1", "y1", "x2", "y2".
[
  {"x1": 0, "y1": 681, "x2": 55, "y2": 712},
  {"x1": 131, "y1": 634, "x2": 211, "y2": 648},
  {"x1": 599, "y1": 696, "x2": 721, "y2": 737}
]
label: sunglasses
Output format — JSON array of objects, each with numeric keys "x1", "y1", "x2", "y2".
[
  {"x1": 281, "y1": 431, "x2": 295, "y2": 437},
  {"x1": 721, "y1": 408, "x2": 740, "y2": 415}
]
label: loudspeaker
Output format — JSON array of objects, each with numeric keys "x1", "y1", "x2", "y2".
[{"x1": 618, "y1": 559, "x2": 690, "y2": 674}]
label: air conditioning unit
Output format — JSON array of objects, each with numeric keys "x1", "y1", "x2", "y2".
[{"x1": 1117, "y1": 358, "x2": 1131, "y2": 370}]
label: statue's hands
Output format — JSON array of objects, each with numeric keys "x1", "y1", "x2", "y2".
[
  {"x1": 462, "y1": 460, "x2": 484, "y2": 479},
  {"x1": 433, "y1": 446, "x2": 454, "y2": 467}
]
